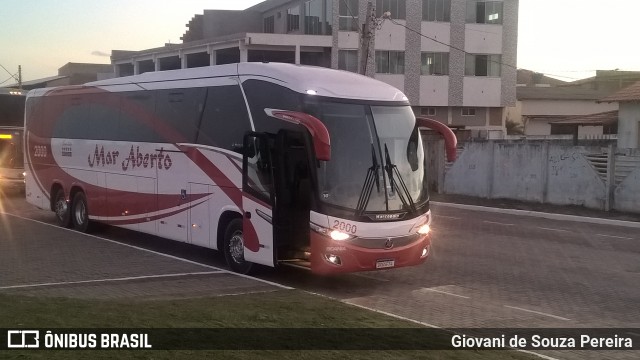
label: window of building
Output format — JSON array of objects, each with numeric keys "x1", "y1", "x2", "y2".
[
  {"x1": 339, "y1": 0, "x2": 359, "y2": 31},
  {"x1": 465, "y1": 54, "x2": 501, "y2": 77},
  {"x1": 422, "y1": 0, "x2": 451, "y2": 22},
  {"x1": 264, "y1": 16, "x2": 275, "y2": 33},
  {"x1": 305, "y1": 0, "x2": 327, "y2": 35},
  {"x1": 421, "y1": 52, "x2": 449, "y2": 75},
  {"x1": 287, "y1": 5, "x2": 300, "y2": 32},
  {"x1": 376, "y1": 0, "x2": 406, "y2": 20},
  {"x1": 376, "y1": 51, "x2": 405, "y2": 74},
  {"x1": 338, "y1": 50, "x2": 358, "y2": 73},
  {"x1": 466, "y1": 1, "x2": 503, "y2": 24},
  {"x1": 461, "y1": 108, "x2": 476, "y2": 116},
  {"x1": 421, "y1": 107, "x2": 437, "y2": 116}
]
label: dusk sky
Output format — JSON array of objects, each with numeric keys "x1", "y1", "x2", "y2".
[{"x1": 1, "y1": 0, "x2": 638, "y2": 83}]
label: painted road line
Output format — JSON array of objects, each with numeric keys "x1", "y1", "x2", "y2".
[
  {"x1": 338, "y1": 294, "x2": 559, "y2": 360},
  {"x1": 537, "y1": 227, "x2": 571, "y2": 233},
  {"x1": 2, "y1": 212, "x2": 293, "y2": 290},
  {"x1": 433, "y1": 214, "x2": 462, "y2": 220},
  {"x1": 431, "y1": 201, "x2": 640, "y2": 229},
  {"x1": 596, "y1": 233, "x2": 633, "y2": 240},
  {"x1": 483, "y1": 220, "x2": 515, "y2": 226},
  {"x1": 0, "y1": 271, "x2": 224, "y2": 290},
  {"x1": 504, "y1": 305, "x2": 571, "y2": 321},
  {"x1": 420, "y1": 287, "x2": 471, "y2": 299}
]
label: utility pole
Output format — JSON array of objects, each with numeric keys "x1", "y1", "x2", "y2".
[
  {"x1": 359, "y1": 2, "x2": 375, "y2": 76},
  {"x1": 18, "y1": 65, "x2": 22, "y2": 90}
]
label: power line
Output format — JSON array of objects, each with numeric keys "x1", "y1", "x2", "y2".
[
  {"x1": 386, "y1": 17, "x2": 594, "y2": 81},
  {"x1": 0, "y1": 63, "x2": 19, "y2": 81},
  {"x1": 387, "y1": 17, "x2": 517, "y2": 71},
  {"x1": 0, "y1": 74, "x2": 17, "y2": 85}
]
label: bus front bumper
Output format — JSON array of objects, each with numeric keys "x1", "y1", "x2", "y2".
[{"x1": 309, "y1": 231, "x2": 431, "y2": 275}]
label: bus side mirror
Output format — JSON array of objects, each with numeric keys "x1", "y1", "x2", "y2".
[{"x1": 264, "y1": 109, "x2": 331, "y2": 161}]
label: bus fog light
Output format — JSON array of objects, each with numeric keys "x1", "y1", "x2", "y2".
[
  {"x1": 330, "y1": 230, "x2": 350, "y2": 241},
  {"x1": 324, "y1": 254, "x2": 342, "y2": 265},
  {"x1": 421, "y1": 245, "x2": 430, "y2": 258},
  {"x1": 417, "y1": 224, "x2": 430, "y2": 235}
]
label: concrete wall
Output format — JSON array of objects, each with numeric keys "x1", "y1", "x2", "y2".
[
  {"x1": 545, "y1": 146, "x2": 606, "y2": 209},
  {"x1": 525, "y1": 119, "x2": 551, "y2": 136},
  {"x1": 521, "y1": 99, "x2": 617, "y2": 117},
  {"x1": 444, "y1": 142, "x2": 612, "y2": 211},
  {"x1": 617, "y1": 103, "x2": 640, "y2": 149},
  {"x1": 203, "y1": 10, "x2": 263, "y2": 38},
  {"x1": 492, "y1": 143, "x2": 546, "y2": 202},
  {"x1": 614, "y1": 165, "x2": 640, "y2": 212}
]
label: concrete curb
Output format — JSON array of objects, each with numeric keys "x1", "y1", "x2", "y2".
[{"x1": 431, "y1": 201, "x2": 640, "y2": 229}]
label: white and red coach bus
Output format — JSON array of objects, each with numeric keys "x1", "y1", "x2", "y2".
[{"x1": 25, "y1": 63, "x2": 456, "y2": 275}]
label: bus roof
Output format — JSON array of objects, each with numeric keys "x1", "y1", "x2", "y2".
[{"x1": 34, "y1": 63, "x2": 407, "y2": 103}]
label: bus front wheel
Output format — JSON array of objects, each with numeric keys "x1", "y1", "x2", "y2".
[
  {"x1": 223, "y1": 218, "x2": 253, "y2": 274},
  {"x1": 71, "y1": 191, "x2": 90, "y2": 233},
  {"x1": 53, "y1": 188, "x2": 71, "y2": 228}
]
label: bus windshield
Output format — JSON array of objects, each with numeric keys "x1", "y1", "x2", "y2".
[{"x1": 310, "y1": 101, "x2": 426, "y2": 214}]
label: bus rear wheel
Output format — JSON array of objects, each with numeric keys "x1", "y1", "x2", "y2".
[
  {"x1": 71, "y1": 191, "x2": 90, "y2": 233},
  {"x1": 53, "y1": 188, "x2": 71, "y2": 228},
  {"x1": 223, "y1": 218, "x2": 253, "y2": 274}
]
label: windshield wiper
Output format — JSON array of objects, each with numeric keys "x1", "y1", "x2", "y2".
[
  {"x1": 383, "y1": 143, "x2": 416, "y2": 213},
  {"x1": 355, "y1": 144, "x2": 381, "y2": 215}
]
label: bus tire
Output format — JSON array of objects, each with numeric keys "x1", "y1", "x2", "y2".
[
  {"x1": 53, "y1": 188, "x2": 71, "y2": 228},
  {"x1": 223, "y1": 218, "x2": 253, "y2": 274},
  {"x1": 71, "y1": 191, "x2": 90, "y2": 233}
]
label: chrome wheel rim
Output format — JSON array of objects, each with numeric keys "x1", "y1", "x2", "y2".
[
  {"x1": 229, "y1": 230, "x2": 245, "y2": 265},
  {"x1": 74, "y1": 200, "x2": 86, "y2": 226}
]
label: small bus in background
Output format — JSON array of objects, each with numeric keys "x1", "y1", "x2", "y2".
[
  {"x1": 0, "y1": 88, "x2": 26, "y2": 192},
  {"x1": 24, "y1": 63, "x2": 456, "y2": 275}
]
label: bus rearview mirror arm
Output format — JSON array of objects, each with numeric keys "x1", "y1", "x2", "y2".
[
  {"x1": 415, "y1": 117, "x2": 458, "y2": 162},
  {"x1": 264, "y1": 109, "x2": 331, "y2": 162}
]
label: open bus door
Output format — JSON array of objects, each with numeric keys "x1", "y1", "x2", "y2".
[
  {"x1": 241, "y1": 132, "x2": 276, "y2": 268},
  {"x1": 240, "y1": 129, "x2": 317, "y2": 272}
]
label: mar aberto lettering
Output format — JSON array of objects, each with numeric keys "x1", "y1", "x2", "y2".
[{"x1": 87, "y1": 145, "x2": 173, "y2": 171}]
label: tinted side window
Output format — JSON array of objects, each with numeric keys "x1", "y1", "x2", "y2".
[
  {"x1": 87, "y1": 93, "x2": 120, "y2": 140},
  {"x1": 242, "y1": 79, "x2": 302, "y2": 134},
  {"x1": 117, "y1": 91, "x2": 160, "y2": 143},
  {"x1": 197, "y1": 85, "x2": 251, "y2": 151},
  {"x1": 154, "y1": 88, "x2": 207, "y2": 144},
  {"x1": 52, "y1": 95, "x2": 91, "y2": 139}
]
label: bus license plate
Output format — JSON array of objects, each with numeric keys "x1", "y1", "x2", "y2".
[{"x1": 376, "y1": 259, "x2": 395, "y2": 269}]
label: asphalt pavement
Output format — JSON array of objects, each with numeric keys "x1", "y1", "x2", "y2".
[{"x1": 1, "y1": 190, "x2": 638, "y2": 359}]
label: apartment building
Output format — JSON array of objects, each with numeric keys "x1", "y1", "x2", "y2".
[{"x1": 111, "y1": 0, "x2": 518, "y2": 134}]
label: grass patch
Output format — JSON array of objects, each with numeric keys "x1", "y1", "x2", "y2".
[{"x1": 0, "y1": 290, "x2": 538, "y2": 359}]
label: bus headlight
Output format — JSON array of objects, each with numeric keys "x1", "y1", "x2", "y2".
[
  {"x1": 417, "y1": 223, "x2": 431, "y2": 235},
  {"x1": 330, "y1": 230, "x2": 351, "y2": 241},
  {"x1": 310, "y1": 222, "x2": 354, "y2": 241}
]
